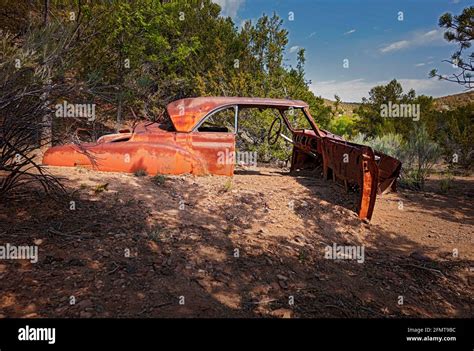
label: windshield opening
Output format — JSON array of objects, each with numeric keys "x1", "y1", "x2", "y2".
[{"x1": 282, "y1": 107, "x2": 312, "y2": 131}]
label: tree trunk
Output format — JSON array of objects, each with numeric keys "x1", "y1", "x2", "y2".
[
  {"x1": 40, "y1": 80, "x2": 53, "y2": 152},
  {"x1": 116, "y1": 31, "x2": 124, "y2": 131},
  {"x1": 116, "y1": 98, "x2": 122, "y2": 130},
  {"x1": 43, "y1": 0, "x2": 49, "y2": 26}
]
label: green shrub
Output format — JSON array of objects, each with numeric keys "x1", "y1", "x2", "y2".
[
  {"x1": 428, "y1": 104, "x2": 474, "y2": 171},
  {"x1": 350, "y1": 126, "x2": 441, "y2": 190},
  {"x1": 401, "y1": 126, "x2": 441, "y2": 190},
  {"x1": 328, "y1": 115, "x2": 358, "y2": 138},
  {"x1": 350, "y1": 133, "x2": 404, "y2": 160},
  {"x1": 134, "y1": 168, "x2": 148, "y2": 177},
  {"x1": 94, "y1": 183, "x2": 109, "y2": 193},
  {"x1": 223, "y1": 178, "x2": 233, "y2": 192},
  {"x1": 439, "y1": 172, "x2": 455, "y2": 194},
  {"x1": 152, "y1": 174, "x2": 166, "y2": 185}
]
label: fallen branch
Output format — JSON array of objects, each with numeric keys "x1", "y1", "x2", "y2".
[
  {"x1": 244, "y1": 299, "x2": 277, "y2": 305},
  {"x1": 47, "y1": 226, "x2": 92, "y2": 238},
  {"x1": 400, "y1": 263, "x2": 444, "y2": 276}
]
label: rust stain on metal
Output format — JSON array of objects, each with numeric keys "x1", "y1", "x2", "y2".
[{"x1": 43, "y1": 96, "x2": 401, "y2": 221}]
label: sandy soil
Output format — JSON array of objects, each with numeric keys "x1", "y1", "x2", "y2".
[{"x1": 0, "y1": 166, "x2": 472, "y2": 318}]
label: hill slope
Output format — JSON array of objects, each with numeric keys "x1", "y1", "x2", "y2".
[{"x1": 321, "y1": 90, "x2": 473, "y2": 116}]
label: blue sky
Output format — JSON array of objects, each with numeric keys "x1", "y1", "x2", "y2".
[{"x1": 214, "y1": 0, "x2": 470, "y2": 102}]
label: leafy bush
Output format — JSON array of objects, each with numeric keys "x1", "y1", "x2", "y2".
[
  {"x1": 328, "y1": 115, "x2": 358, "y2": 138},
  {"x1": 425, "y1": 104, "x2": 473, "y2": 171}
]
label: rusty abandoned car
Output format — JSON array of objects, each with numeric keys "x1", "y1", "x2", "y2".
[{"x1": 43, "y1": 97, "x2": 402, "y2": 221}]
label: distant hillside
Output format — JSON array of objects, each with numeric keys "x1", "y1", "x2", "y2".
[
  {"x1": 433, "y1": 90, "x2": 474, "y2": 110},
  {"x1": 321, "y1": 90, "x2": 473, "y2": 116},
  {"x1": 322, "y1": 98, "x2": 360, "y2": 117}
]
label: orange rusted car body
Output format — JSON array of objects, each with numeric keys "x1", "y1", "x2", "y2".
[{"x1": 43, "y1": 97, "x2": 401, "y2": 221}]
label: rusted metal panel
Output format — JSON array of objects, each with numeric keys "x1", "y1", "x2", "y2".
[
  {"x1": 43, "y1": 122, "x2": 234, "y2": 176},
  {"x1": 290, "y1": 127, "x2": 400, "y2": 221},
  {"x1": 318, "y1": 136, "x2": 400, "y2": 221},
  {"x1": 167, "y1": 97, "x2": 308, "y2": 132},
  {"x1": 375, "y1": 153, "x2": 402, "y2": 194}
]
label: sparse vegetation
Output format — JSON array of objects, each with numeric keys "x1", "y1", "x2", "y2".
[
  {"x1": 298, "y1": 250, "x2": 308, "y2": 264},
  {"x1": 223, "y1": 178, "x2": 233, "y2": 192},
  {"x1": 351, "y1": 127, "x2": 441, "y2": 190},
  {"x1": 149, "y1": 225, "x2": 163, "y2": 242},
  {"x1": 439, "y1": 172, "x2": 455, "y2": 194},
  {"x1": 134, "y1": 169, "x2": 148, "y2": 177},
  {"x1": 402, "y1": 126, "x2": 442, "y2": 190},
  {"x1": 94, "y1": 183, "x2": 109, "y2": 193},
  {"x1": 152, "y1": 174, "x2": 166, "y2": 186}
]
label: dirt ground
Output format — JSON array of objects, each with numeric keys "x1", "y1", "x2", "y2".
[{"x1": 0, "y1": 166, "x2": 472, "y2": 318}]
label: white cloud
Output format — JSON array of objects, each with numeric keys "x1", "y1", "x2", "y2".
[
  {"x1": 310, "y1": 78, "x2": 465, "y2": 102},
  {"x1": 213, "y1": 0, "x2": 245, "y2": 18},
  {"x1": 310, "y1": 79, "x2": 370, "y2": 102},
  {"x1": 308, "y1": 31, "x2": 317, "y2": 38},
  {"x1": 289, "y1": 45, "x2": 299, "y2": 54},
  {"x1": 380, "y1": 29, "x2": 445, "y2": 54},
  {"x1": 416, "y1": 61, "x2": 435, "y2": 67},
  {"x1": 380, "y1": 40, "x2": 410, "y2": 53},
  {"x1": 344, "y1": 29, "x2": 356, "y2": 35}
]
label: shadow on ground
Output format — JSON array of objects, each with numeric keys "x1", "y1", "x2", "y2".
[{"x1": 0, "y1": 168, "x2": 472, "y2": 318}]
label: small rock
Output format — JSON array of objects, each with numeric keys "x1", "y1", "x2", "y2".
[
  {"x1": 125, "y1": 264, "x2": 137, "y2": 274},
  {"x1": 43, "y1": 255, "x2": 61, "y2": 264},
  {"x1": 409, "y1": 251, "x2": 430, "y2": 262},
  {"x1": 79, "y1": 311, "x2": 93, "y2": 318},
  {"x1": 113, "y1": 279, "x2": 126, "y2": 286},
  {"x1": 76, "y1": 299, "x2": 93, "y2": 309},
  {"x1": 23, "y1": 313, "x2": 38, "y2": 318},
  {"x1": 271, "y1": 308, "x2": 293, "y2": 318},
  {"x1": 68, "y1": 258, "x2": 85, "y2": 266},
  {"x1": 278, "y1": 280, "x2": 288, "y2": 289}
]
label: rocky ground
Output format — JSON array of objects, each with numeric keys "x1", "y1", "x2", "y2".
[{"x1": 0, "y1": 166, "x2": 472, "y2": 318}]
